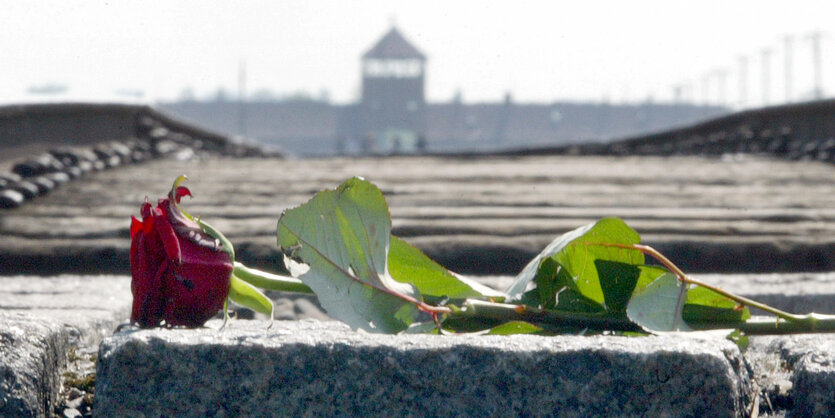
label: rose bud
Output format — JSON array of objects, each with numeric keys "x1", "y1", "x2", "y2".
[{"x1": 129, "y1": 176, "x2": 233, "y2": 328}]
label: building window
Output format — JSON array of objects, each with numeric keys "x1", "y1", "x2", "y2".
[{"x1": 364, "y1": 59, "x2": 422, "y2": 78}]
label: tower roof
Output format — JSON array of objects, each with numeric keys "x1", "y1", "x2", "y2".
[{"x1": 363, "y1": 27, "x2": 426, "y2": 60}]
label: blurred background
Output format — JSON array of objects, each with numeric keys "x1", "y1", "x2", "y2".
[
  {"x1": 1, "y1": 0, "x2": 835, "y2": 340},
  {"x1": 2, "y1": 1, "x2": 831, "y2": 156},
  {"x1": 2, "y1": 0, "x2": 835, "y2": 276}
]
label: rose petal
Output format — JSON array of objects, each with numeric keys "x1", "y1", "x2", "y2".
[
  {"x1": 130, "y1": 216, "x2": 144, "y2": 240},
  {"x1": 140, "y1": 200, "x2": 152, "y2": 219},
  {"x1": 130, "y1": 233, "x2": 168, "y2": 327},
  {"x1": 173, "y1": 186, "x2": 192, "y2": 203},
  {"x1": 163, "y1": 261, "x2": 232, "y2": 327},
  {"x1": 151, "y1": 205, "x2": 182, "y2": 264}
]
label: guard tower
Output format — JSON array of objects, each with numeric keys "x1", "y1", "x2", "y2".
[{"x1": 360, "y1": 26, "x2": 427, "y2": 154}]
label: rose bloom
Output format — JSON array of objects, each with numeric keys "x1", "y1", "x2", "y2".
[{"x1": 129, "y1": 185, "x2": 232, "y2": 328}]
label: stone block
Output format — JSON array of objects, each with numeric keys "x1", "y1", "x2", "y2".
[
  {"x1": 0, "y1": 275, "x2": 131, "y2": 416},
  {"x1": 0, "y1": 172, "x2": 22, "y2": 187},
  {"x1": 96, "y1": 320, "x2": 751, "y2": 417},
  {"x1": 749, "y1": 335, "x2": 835, "y2": 417},
  {"x1": 9, "y1": 181, "x2": 38, "y2": 199},
  {"x1": 12, "y1": 153, "x2": 63, "y2": 177},
  {"x1": 0, "y1": 189, "x2": 24, "y2": 209},
  {"x1": 30, "y1": 176, "x2": 55, "y2": 195},
  {"x1": 0, "y1": 312, "x2": 69, "y2": 417},
  {"x1": 46, "y1": 171, "x2": 71, "y2": 185}
]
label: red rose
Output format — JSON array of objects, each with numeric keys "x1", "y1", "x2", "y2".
[{"x1": 129, "y1": 183, "x2": 233, "y2": 328}]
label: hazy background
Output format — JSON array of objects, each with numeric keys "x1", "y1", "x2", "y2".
[{"x1": 1, "y1": 1, "x2": 831, "y2": 107}]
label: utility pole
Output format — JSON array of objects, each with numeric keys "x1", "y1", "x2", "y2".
[
  {"x1": 737, "y1": 55, "x2": 748, "y2": 108},
  {"x1": 761, "y1": 48, "x2": 772, "y2": 106},
  {"x1": 807, "y1": 31, "x2": 824, "y2": 100},
  {"x1": 784, "y1": 35, "x2": 793, "y2": 103}
]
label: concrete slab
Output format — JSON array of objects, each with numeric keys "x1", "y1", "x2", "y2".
[
  {"x1": 0, "y1": 274, "x2": 829, "y2": 416},
  {"x1": 0, "y1": 275, "x2": 131, "y2": 345},
  {"x1": 0, "y1": 275, "x2": 130, "y2": 416},
  {"x1": 95, "y1": 320, "x2": 751, "y2": 417},
  {"x1": 0, "y1": 312, "x2": 68, "y2": 417},
  {"x1": 748, "y1": 335, "x2": 835, "y2": 417}
]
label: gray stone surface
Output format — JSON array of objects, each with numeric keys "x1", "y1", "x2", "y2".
[
  {"x1": 0, "y1": 274, "x2": 829, "y2": 417},
  {"x1": 0, "y1": 275, "x2": 132, "y2": 346},
  {"x1": 749, "y1": 335, "x2": 835, "y2": 417},
  {"x1": 0, "y1": 275, "x2": 130, "y2": 416},
  {"x1": 0, "y1": 312, "x2": 68, "y2": 417},
  {"x1": 96, "y1": 320, "x2": 751, "y2": 417}
]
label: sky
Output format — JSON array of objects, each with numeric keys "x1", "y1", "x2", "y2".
[{"x1": 1, "y1": 1, "x2": 832, "y2": 107}]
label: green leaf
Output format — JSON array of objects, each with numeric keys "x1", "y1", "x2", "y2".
[
  {"x1": 633, "y1": 264, "x2": 670, "y2": 291},
  {"x1": 725, "y1": 329, "x2": 749, "y2": 352},
  {"x1": 682, "y1": 286, "x2": 751, "y2": 324},
  {"x1": 440, "y1": 316, "x2": 504, "y2": 333},
  {"x1": 487, "y1": 321, "x2": 546, "y2": 335},
  {"x1": 507, "y1": 218, "x2": 643, "y2": 304},
  {"x1": 276, "y1": 177, "x2": 419, "y2": 333},
  {"x1": 626, "y1": 273, "x2": 692, "y2": 332},
  {"x1": 595, "y1": 260, "x2": 641, "y2": 313},
  {"x1": 533, "y1": 257, "x2": 604, "y2": 313},
  {"x1": 389, "y1": 236, "x2": 505, "y2": 302},
  {"x1": 595, "y1": 261, "x2": 670, "y2": 314},
  {"x1": 228, "y1": 274, "x2": 274, "y2": 318},
  {"x1": 532, "y1": 257, "x2": 563, "y2": 309}
]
